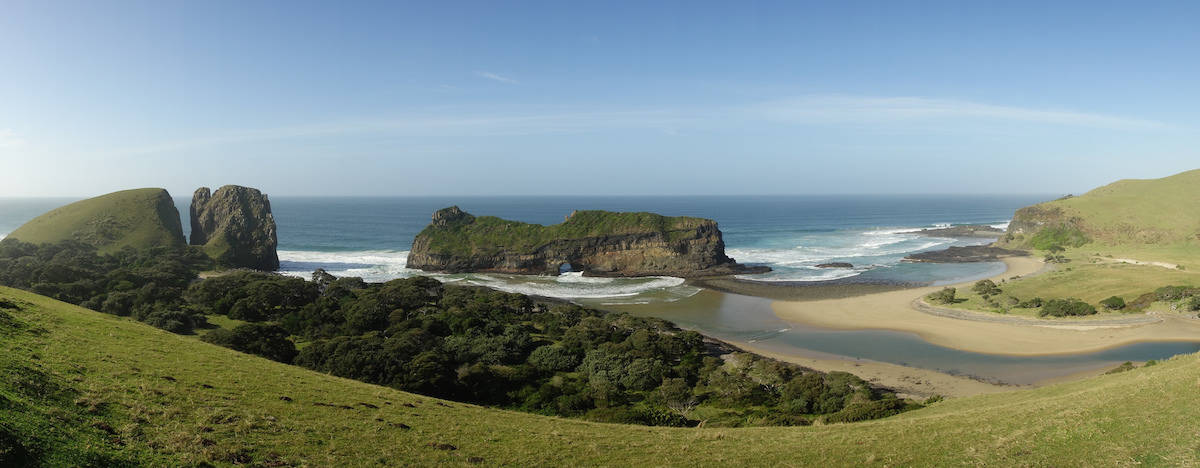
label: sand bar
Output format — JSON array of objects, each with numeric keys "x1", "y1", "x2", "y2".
[{"x1": 772, "y1": 256, "x2": 1200, "y2": 356}]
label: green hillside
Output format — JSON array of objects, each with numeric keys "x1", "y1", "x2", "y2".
[
  {"x1": 6, "y1": 189, "x2": 185, "y2": 253},
  {"x1": 1002, "y1": 169, "x2": 1200, "y2": 250},
  {"x1": 4, "y1": 285, "x2": 1200, "y2": 466}
]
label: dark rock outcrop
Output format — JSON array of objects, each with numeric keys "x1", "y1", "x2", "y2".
[
  {"x1": 915, "y1": 224, "x2": 1005, "y2": 238},
  {"x1": 904, "y1": 246, "x2": 1028, "y2": 263},
  {"x1": 815, "y1": 262, "x2": 854, "y2": 269},
  {"x1": 189, "y1": 185, "x2": 279, "y2": 271},
  {"x1": 406, "y1": 207, "x2": 769, "y2": 278}
]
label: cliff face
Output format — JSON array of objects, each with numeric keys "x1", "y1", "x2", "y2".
[
  {"x1": 406, "y1": 207, "x2": 769, "y2": 277},
  {"x1": 189, "y1": 185, "x2": 279, "y2": 271}
]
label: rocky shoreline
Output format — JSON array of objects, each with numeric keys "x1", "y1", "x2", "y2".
[
  {"x1": 904, "y1": 245, "x2": 1029, "y2": 263},
  {"x1": 914, "y1": 224, "x2": 1005, "y2": 238}
]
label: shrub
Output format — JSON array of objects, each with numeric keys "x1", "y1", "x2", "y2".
[
  {"x1": 202, "y1": 323, "x2": 298, "y2": 363},
  {"x1": 1039, "y1": 298, "x2": 1097, "y2": 317},
  {"x1": 1017, "y1": 297, "x2": 1044, "y2": 308},
  {"x1": 927, "y1": 288, "x2": 957, "y2": 304},
  {"x1": 1029, "y1": 226, "x2": 1089, "y2": 250},
  {"x1": 1105, "y1": 361, "x2": 1135, "y2": 374},
  {"x1": 1188, "y1": 296, "x2": 1200, "y2": 312},
  {"x1": 824, "y1": 398, "x2": 910, "y2": 424},
  {"x1": 1154, "y1": 285, "x2": 1197, "y2": 301},
  {"x1": 971, "y1": 280, "x2": 1001, "y2": 297},
  {"x1": 1099, "y1": 296, "x2": 1126, "y2": 311},
  {"x1": 1126, "y1": 292, "x2": 1157, "y2": 312}
]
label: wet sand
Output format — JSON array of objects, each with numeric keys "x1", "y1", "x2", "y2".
[
  {"x1": 771, "y1": 256, "x2": 1200, "y2": 356},
  {"x1": 728, "y1": 340, "x2": 1018, "y2": 399}
]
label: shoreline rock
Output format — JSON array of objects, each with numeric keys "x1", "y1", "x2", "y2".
[
  {"x1": 815, "y1": 262, "x2": 854, "y2": 269},
  {"x1": 914, "y1": 224, "x2": 1005, "y2": 238},
  {"x1": 190, "y1": 185, "x2": 279, "y2": 271},
  {"x1": 407, "y1": 206, "x2": 769, "y2": 278},
  {"x1": 904, "y1": 245, "x2": 1028, "y2": 263}
]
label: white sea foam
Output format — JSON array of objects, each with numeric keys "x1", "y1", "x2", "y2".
[
  {"x1": 277, "y1": 249, "x2": 413, "y2": 282},
  {"x1": 467, "y1": 274, "x2": 688, "y2": 299},
  {"x1": 990, "y1": 220, "x2": 1011, "y2": 230},
  {"x1": 276, "y1": 249, "x2": 697, "y2": 300}
]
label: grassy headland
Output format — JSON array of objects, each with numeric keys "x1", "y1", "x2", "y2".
[{"x1": 6, "y1": 188, "x2": 185, "y2": 253}]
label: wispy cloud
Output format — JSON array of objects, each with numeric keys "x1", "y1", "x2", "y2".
[
  {"x1": 0, "y1": 129, "x2": 26, "y2": 148},
  {"x1": 474, "y1": 71, "x2": 519, "y2": 84},
  {"x1": 86, "y1": 94, "x2": 1172, "y2": 157},
  {"x1": 749, "y1": 95, "x2": 1167, "y2": 130},
  {"x1": 97, "y1": 110, "x2": 688, "y2": 157}
]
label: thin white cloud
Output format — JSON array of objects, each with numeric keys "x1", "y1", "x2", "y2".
[
  {"x1": 0, "y1": 129, "x2": 26, "y2": 148},
  {"x1": 750, "y1": 95, "x2": 1167, "y2": 130},
  {"x1": 97, "y1": 110, "x2": 688, "y2": 157},
  {"x1": 474, "y1": 71, "x2": 519, "y2": 84},
  {"x1": 85, "y1": 94, "x2": 1172, "y2": 157}
]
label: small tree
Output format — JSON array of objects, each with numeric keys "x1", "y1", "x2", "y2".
[
  {"x1": 971, "y1": 280, "x2": 1002, "y2": 298},
  {"x1": 1044, "y1": 244, "x2": 1067, "y2": 263},
  {"x1": 927, "y1": 287, "x2": 957, "y2": 304},
  {"x1": 1099, "y1": 296, "x2": 1126, "y2": 311}
]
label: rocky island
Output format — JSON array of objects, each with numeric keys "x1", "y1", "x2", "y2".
[
  {"x1": 406, "y1": 206, "x2": 769, "y2": 277},
  {"x1": 190, "y1": 185, "x2": 280, "y2": 271}
]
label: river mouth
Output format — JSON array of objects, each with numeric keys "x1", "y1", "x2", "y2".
[{"x1": 591, "y1": 289, "x2": 1200, "y2": 386}]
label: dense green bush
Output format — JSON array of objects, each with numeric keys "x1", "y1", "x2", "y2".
[
  {"x1": 1188, "y1": 296, "x2": 1200, "y2": 312},
  {"x1": 200, "y1": 323, "x2": 298, "y2": 363},
  {"x1": 1154, "y1": 285, "x2": 1198, "y2": 301},
  {"x1": 187, "y1": 273, "x2": 915, "y2": 427},
  {"x1": 1039, "y1": 298, "x2": 1097, "y2": 317},
  {"x1": 0, "y1": 239, "x2": 211, "y2": 333},
  {"x1": 927, "y1": 287, "x2": 957, "y2": 304},
  {"x1": 1017, "y1": 297, "x2": 1044, "y2": 308},
  {"x1": 1099, "y1": 296, "x2": 1126, "y2": 311},
  {"x1": 1029, "y1": 226, "x2": 1089, "y2": 250},
  {"x1": 971, "y1": 280, "x2": 1001, "y2": 297}
]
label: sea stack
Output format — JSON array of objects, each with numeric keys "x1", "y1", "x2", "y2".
[
  {"x1": 189, "y1": 185, "x2": 279, "y2": 271},
  {"x1": 406, "y1": 206, "x2": 769, "y2": 277}
]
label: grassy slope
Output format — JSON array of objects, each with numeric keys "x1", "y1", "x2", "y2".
[
  {"x1": 6, "y1": 188, "x2": 184, "y2": 253},
  {"x1": 423, "y1": 210, "x2": 711, "y2": 256},
  {"x1": 952, "y1": 169, "x2": 1200, "y2": 315},
  {"x1": 4, "y1": 285, "x2": 1200, "y2": 466},
  {"x1": 1002, "y1": 169, "x2": 1200, "y2": 250}
]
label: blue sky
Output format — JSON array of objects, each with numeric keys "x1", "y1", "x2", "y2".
[{"x1": 1, "y1": 1, "x2": 1197, "y2": 197}]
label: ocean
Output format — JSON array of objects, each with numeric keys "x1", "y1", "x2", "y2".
[{"x1": 4, "y1": 195, "x2": 1042, "y2": 301}]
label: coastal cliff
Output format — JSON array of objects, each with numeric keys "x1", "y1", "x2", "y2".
[
  {"x1": 406, "y1": 207, "x2": 769, "y2": 277},
  {"x1": 189, "y1": 185, "x2": 279, "y2": 271}
]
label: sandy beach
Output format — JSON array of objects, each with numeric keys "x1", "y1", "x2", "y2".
[
  {"x1": 772, "y1": 256, "x2": 1200, "y2": 356},
  {"x1": 727, "y1": 340, "x2": 1019, "y2": 398}
]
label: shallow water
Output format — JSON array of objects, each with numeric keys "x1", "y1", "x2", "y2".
[{"x1": 595, "y1": 290, "x2": 1200, "y2": 385}]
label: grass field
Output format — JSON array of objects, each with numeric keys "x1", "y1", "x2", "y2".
[
  {"x1": 949, "y1": 252, "x2": 1200, "y2": 317},
  {"x1": 5, "y1": 188, "x2": 185, "y2": 253},
  {"x1": 4, "y1": 285, "x2": 1200, "y2": 466}
]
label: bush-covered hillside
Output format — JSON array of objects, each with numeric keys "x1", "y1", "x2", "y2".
[
  {"x1": 188, "y1": 271, "x2": 916, "y2": 427},
  {"x1": 0, "y1": 239, "x2": 212, "y2": 333}
]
